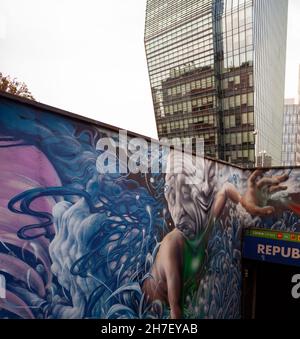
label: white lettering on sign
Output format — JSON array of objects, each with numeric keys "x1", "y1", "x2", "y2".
[
  {"x1": 257, "y1": 244, "x2": 300, "y2": 260},
  {"x1": 292, "y1": 248, "x2": 300, "y2": 259},
  {"x1": 257, "y1": 244, "x2": 265, "y2": 254},
  {"x1": 291, "y1": 274, "x2": 300, "y2": 299},
  {"x1": 265, "y1": 245, "x2": 272, "y2": 255},
  {"x1": 273, "y1": 246, "x2": 281, "y2": 255}
]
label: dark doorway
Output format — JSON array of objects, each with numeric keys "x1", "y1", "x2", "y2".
[{"x1": 242, "y1": 259, "x2": 300, "y2": 319}]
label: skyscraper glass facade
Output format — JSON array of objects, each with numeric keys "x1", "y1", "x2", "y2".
[
  {"x1": 282, "y1": 104, "x2": 300, "y2": 167},
  {"x1": 145, "y1": 0, "x2": 288, "y2": 167},
  {"x1": 253, "y1": 0, "x2": 288, "y2": 166}
]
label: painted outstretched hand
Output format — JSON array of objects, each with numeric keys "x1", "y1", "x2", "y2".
[{"x1": 241, "y1": 170, "x2": 289, "y2": 216}]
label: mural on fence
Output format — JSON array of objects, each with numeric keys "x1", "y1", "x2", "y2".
[
  {"x1": 0, "y1": 96, "x2": 299, "y2": 319},
  {"x1": 242, "y1": 169, "x2": 300, "y2": 234}
]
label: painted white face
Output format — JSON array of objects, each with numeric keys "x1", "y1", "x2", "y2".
[{"x1": 165, "y1": 157, "x2": 216, "y2": 240}]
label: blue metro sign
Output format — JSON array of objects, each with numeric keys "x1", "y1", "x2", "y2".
[{"x1": 243, "y1": 229, "x2": 300, "y2": 267}]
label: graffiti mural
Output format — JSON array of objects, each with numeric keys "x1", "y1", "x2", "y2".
[{"x1": 0, "y1": 94, "x2": 299, "y2": 319}]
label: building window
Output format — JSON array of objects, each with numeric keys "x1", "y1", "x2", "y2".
[
  {"x1": 231, "y1": 133, "x2": 237, "y2": 145},
  {"x1": 229, "y1": 96, "x2": 235, "y2": 108},
  {"x1": 237, "y1": 133, "x2": 242, "y2": 144},
  {"x1": 242, "y1": 132, "x2": 248, "y2": 143},
  {"x1": 230, "y1": 115, "x2": 236, "y2": 127},
  {"x1": 242, "y1": 94, "x2": 247, "y2": 105},
  {"x1": 248, "y1": 93, "x2": 254, "y2": 106},
  {"x1": 242, "y1": 113, "x2": 248, "y2": 124},
  {"x1": 248, "y1": 112, "x2": 254, "y2": 124},
  {"x1": 223, "y1": 98, "x2": 229, "y2": 110},
  {"x1": 224, "y1": 116, "x2": 229, "y2": 129}
]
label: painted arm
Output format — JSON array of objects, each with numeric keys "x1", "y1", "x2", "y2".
[
  {"x1": 213, "y1": 182, "x2": 242, "y2": 219},
  {"x1": 213, "y1": 170, "x2": 289, "y2": 219},
  {"x1": 240, "y1": 170, "x2": 288, "y2": 216},
  {"x1": 166, "y1": 269, "x2": 182, "y2": 319},
  {"x1": 161, "y1": 230, "x2": 184, "y2": 319}
]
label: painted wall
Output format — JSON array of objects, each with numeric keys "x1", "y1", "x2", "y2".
[{"x1": 0, "y1": 94, "x2": 299, "y2": 319}]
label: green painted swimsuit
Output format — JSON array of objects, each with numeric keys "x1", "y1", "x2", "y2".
[{"x1": 181, "y1": 215, "x2": 215, "y2": 307}]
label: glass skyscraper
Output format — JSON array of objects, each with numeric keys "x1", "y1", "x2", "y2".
[
  {"x1": 282, "y1": 103, "x2": 300, "y2": 167},
  {"x1": 145, "y1": 0, "x2": 288, "y2": 167}
]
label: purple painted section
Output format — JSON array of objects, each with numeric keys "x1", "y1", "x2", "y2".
[
  {"x1": 0, "y1": 145, "x2": 61, "y2": 235},
  {"x1": 0, "y1": 290, "x2": 35, "y2": 319},
  {"x1": 0, "y1": 144, "x2": 61, "y2": 317}
]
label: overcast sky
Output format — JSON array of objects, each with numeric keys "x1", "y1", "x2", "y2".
[{"x1": 0, "y1": 0, "x2": 300, "y2": 139}]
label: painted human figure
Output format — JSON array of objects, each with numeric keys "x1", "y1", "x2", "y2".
[{"x1": 142, "y1": 151, "x2": 289, "y2": 319}]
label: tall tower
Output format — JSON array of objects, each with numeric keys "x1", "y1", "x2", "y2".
[
  {"x1": 282, "y1": 103, "x2": 300, "y2": 166},
  {"x1": 145, "y1": 0, "x2": 288, "y2": 167},
  {"x1": 282, "y1": 64, "x2": 300, "y2": 166}
]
